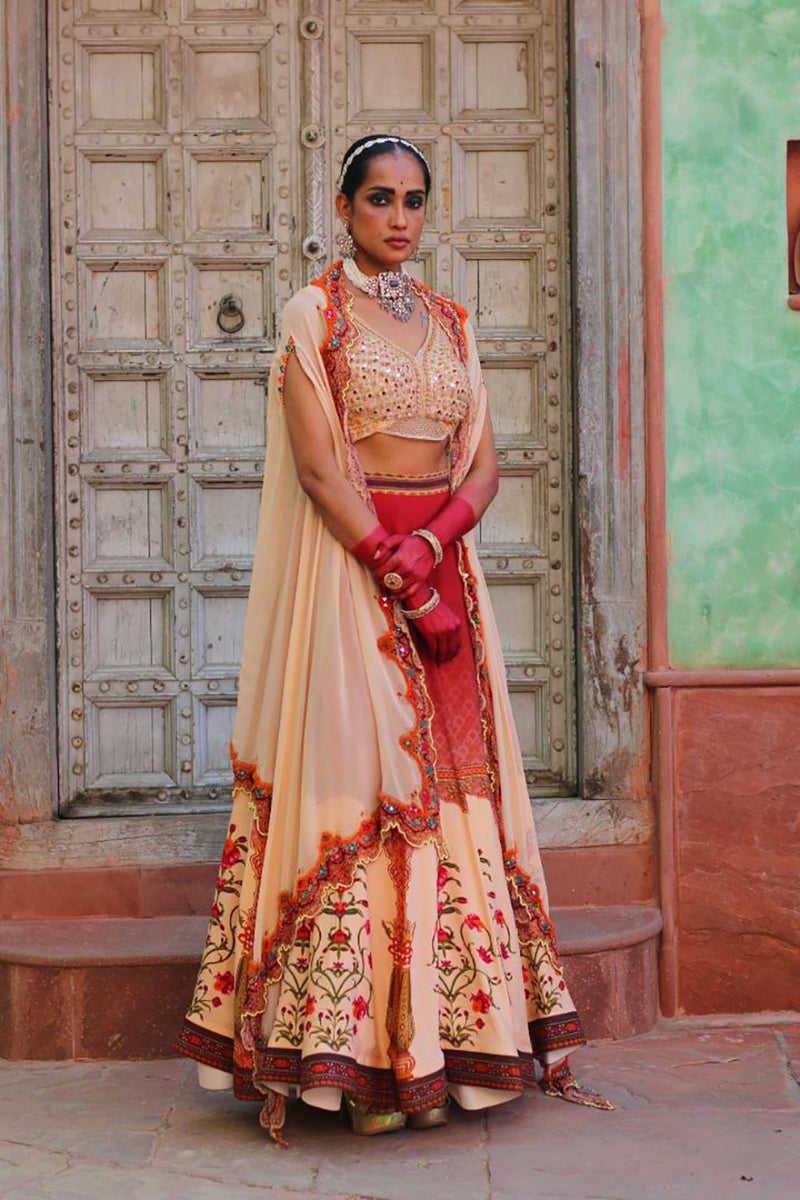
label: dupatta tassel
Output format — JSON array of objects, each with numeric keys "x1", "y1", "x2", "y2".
[
  {"x1": 385, "y1": 952, "x2": 416, "y2": 1080},
  {"x1": 383, "y1": 831, "x2": 417, "y2": 1080},
  {"x1": 258, "y1": 1088, "x2": 289, "y2": 1147}
]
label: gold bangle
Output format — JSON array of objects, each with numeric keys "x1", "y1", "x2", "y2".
[
  {"x1": 399, "y1": 587, "x2": 440, "y2": 620},
  {"x1": 411, "y1": 528, "x2": 443, "y2": 568}
]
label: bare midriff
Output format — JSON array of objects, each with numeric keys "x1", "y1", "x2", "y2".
[{"x1": 354, "y1": 431, "x2": 448, "y2": 476}]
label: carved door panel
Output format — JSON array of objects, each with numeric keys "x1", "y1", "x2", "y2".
[
  {"x1": 51, "y1": 0, "x2": 298, "y2": 814},
  {"x1": 51, "y1": 0, "x2": 573, "y2": 816}
]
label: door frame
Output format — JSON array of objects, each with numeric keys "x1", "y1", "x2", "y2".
[{"x1": 0, "y1": 0, "x2": 649, "y2": 868}]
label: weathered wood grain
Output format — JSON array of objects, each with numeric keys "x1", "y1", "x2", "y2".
[
  {"x1": 571, "y1": 0, "x2": 650, "y2": 808},
  {"x1": 0, "y1": 0, "x2": 56, "y2": 826}
]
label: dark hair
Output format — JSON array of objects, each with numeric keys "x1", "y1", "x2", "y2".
[{"x1": 337, "y1": 134, "x2": 431, "y2": 201}]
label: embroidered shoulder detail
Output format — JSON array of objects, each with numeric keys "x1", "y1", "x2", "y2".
[
  {"x1": 308, "y1": 259, "x2": 374, "y2": 508},
  {"x1": 415, "y1": 281, "x2": 470, "y2": 365},
  {"x1": 275, "y1": 336, "x2": 296, "y2": 406},
  {"x1": 310, "y1": 260, "x2": 349, "y2": 415}
]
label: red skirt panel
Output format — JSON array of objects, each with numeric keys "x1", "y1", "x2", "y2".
[{"x1": 366, "y1": 469, "x2": 492, "y2": 806}]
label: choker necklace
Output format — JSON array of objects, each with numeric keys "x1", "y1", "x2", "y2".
[{"x1": 342, "y1": 256, "x2": 415, "y2": 322}]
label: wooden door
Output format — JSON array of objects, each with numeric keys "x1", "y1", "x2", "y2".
[{"x1": 50, "y1": 0, "x2": 574, "y2": 816}]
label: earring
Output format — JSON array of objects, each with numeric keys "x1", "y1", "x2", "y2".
[
  {"x1": 412, "y1": 246, "x2": 422, "y2": 264},
  {"x1": 335, "y1": 222, "x2": 355, "y2": 258}
]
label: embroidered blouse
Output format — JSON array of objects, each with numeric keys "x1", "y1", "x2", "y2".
[{"x1": 344, "y1": 307, "x2": 473, "y2": 444}]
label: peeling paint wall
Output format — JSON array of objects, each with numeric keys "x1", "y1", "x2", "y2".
[{"x1": 662, "y1": 1, "x2": 800, "y2": 668}]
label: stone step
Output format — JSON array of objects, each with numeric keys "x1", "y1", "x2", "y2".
[{"x1": 0, "y1": 906, "x2": 661, "y2": 1061}]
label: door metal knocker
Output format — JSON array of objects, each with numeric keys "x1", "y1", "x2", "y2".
[{"x1": 217, "y1": 294, "x2": 245, "y2": 334}]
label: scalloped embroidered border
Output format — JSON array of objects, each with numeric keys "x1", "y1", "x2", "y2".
[
  {"x1": 230, "y1": 762, "x2": 445, "y2": 1027},
  {"x1": 229, "y1": 744, "x2": 273, "y2": 959},
  {"x1": 423, "y1": 286, "x2": 469, "y2": 364},
  {"x1": 456, "y1": 547, "x2": 562, "y2": 969},
  {"x1": 457, "y1": 541, "x2": 503, "y2": 831},
  {"x1": 503, "y1": 845, "x2": 562, "y2": 967},
  {"x1": 375, "y1": 591, "x2": 441, "y2": 820}
]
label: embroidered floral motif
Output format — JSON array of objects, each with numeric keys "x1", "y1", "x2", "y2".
[
  {"x1": 453, "y1": 545, "x2": 568, "y2": 988},
  {"x1": 521, "y1": 941, "x2": 564, "y2": 1018},
  {"x1": 186, "y1": 817, "x2": 248, "y2": 1020},
  {"x1": 433, "y1": 852, "x2": 507, "y2": 1048},
  {"x1": 234, "y1": 752, "x2": 445, "y2": 1040},
  {"x1": 228, "y1": 745, "x2": 273, "y2": 977},
  {"x1": 270, "y1": 878, "x2": 374, "y2": 1053},
  {"x1": 241, "y1": 813, "x2": 384, "y2": 1027}
]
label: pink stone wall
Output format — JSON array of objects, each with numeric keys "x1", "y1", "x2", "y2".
[{"x1": 673, "y1": 687, "x2": 800, "y2": 1014}]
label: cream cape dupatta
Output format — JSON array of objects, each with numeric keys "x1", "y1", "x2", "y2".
[{"x1": 230, "y1": 261, "x2": 558, "y2": 1032}]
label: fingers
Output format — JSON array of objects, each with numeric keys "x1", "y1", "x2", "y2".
[
  {"x1": 379, "y1": 549, "x2": 403, "y2": 576},
  {"x1": 379, "y1": 538, "x2": 432, "y2": 583},
  {"x1": 381, "y1": 565, "x2": 431, "y2": 598},
  {"x1": 374, "y1": 536, "x2": 404, "y2": 570},
  {"x1": 379, "y1": 537, "x2": 416, "y2": 576},
  {"x1": 395, "y1": 580, "x2": 421, "y2": 602}
]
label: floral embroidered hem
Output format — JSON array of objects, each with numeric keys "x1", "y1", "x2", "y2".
[{"x1": 175, "y1": 787, "x2": 585, "y2": 1119}]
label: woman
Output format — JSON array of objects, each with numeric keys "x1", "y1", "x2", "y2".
[{"x1": 174, "y1": 134, "x2": 612, "y2": 1146}]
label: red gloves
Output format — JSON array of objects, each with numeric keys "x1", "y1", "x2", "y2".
[
  {"x1": 423, "y1": 494, "x2": 479, "y2": 552},
  {"x1": 374, "y1": 494, "x2": 479, "y2": 601},
  {"x1": 350, "y1": 523, "x2": 394, "y2": 572},
  {"x1": 349, "y1": 524, "x2": 462, "y2": 663},
  {"x1": 399, "y1": 585, "x2": 462, "y2": 663},
  {"x1": 366, "y1": 531, "x2": 434, "y2": 599}
]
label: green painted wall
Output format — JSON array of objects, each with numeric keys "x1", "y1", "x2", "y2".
[{"x1": 662, "y1": 0, "x2": 800, "y2": 667}]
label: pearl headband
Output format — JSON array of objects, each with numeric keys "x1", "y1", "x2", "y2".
[{"x1": 337, "y1": 136, "x2": 430, "y2": 191}]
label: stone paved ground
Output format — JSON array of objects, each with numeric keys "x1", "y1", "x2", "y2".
[{"x1": 0, "y1": 1022, "x2": 798, "y2": 1200}]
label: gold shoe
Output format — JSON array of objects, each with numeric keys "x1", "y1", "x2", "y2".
[
  {"x1": 343, "y1": 1093, "x2": 407, "y2": 1135},
  {"x1": 407, "y1": 1098, "x2": 450, "y2": 1129}
]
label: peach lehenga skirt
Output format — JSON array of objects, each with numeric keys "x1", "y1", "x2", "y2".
[{"x1": 175, "y1": 469, "x2": 585, "y2": 1118}]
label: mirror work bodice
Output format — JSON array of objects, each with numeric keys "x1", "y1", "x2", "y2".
[{"x1": 344, "y1": 304, "x2": 473, "y2": 444}]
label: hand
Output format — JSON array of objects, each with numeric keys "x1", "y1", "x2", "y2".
[
  {"x1": 404, "y1": 587, "x2": 462, "y2": 664},
  {"x1": 350, "y1": 524, "x2": 399, "y2": 583},
  {"x1": 377, "y1": 534, "x2": 436, "y2": 600}
]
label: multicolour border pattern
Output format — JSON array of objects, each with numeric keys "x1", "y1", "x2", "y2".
[{"x1": 174, "y1": 1011, "x2": 585, "y2": 1110}]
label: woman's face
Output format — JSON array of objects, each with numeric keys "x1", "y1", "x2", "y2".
[{"x1": 336, "y1": 150, "x2": 427, "y2": 270}]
